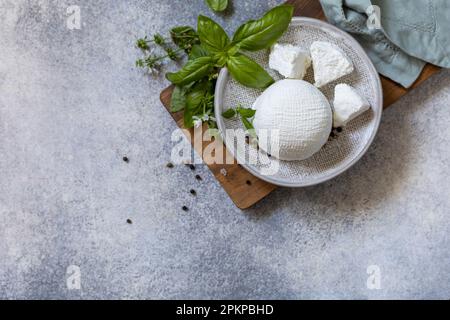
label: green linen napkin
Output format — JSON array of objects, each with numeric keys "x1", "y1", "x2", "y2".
[{"x1": 320, "y1": 0, "x2": 449, "y2": 88}]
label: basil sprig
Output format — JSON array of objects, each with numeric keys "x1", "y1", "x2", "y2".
[
  {"x1": 170, "y1": 26, "x2": 200, "y2": 53},
  {"x1": 183, "y1": 81, "x2": 215, "y2": 128},
  {"x1": 222, "y1": 105, "x2": 256, "y2": 121},
  {"x1": 163, "y1": 4, "x2": 293, "y2": 128},
  {"x1": 222, "y1": 105, "x2": 258, "y2": 138},
  {"x1": 167, "y1": 4, "x2": 293, "y2": 89},
  {"x1": 205, "y1": 0, "x2": 228, "y2": 12}
]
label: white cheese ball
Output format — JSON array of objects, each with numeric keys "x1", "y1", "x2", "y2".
[{"x1": 253, "y1": 79, "x2": 332, "y2": 161}]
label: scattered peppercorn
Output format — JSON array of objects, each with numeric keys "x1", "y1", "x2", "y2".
[
  {"x1": 189, "y1": 164, "x2": 196, "y2": 171},
  {"x1": 246, "y1": 180, "x2": 252, "y2": 186},
  {"x1": 336, "y1": 127, "x2": 343, "y2": 133},
  {"x1": 123, "y1": 156, "x2": 129, "y2": 163},
  {"x1": 126, "y1": 219, "x2": 132, "y2": 224},
  {"x1": 190, "y1": 189, "x2": 197, "y2": 196},
  {"x1": 166, "y1": 162, "x2": 174, "y2": 168},
  {"x1": 195, "y1": 174, "x2": 202, "y2": 181},
  {"x1": 182, "y1": 206, "x2": 189, "y2": 212}
]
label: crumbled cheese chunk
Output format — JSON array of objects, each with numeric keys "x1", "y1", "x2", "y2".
[
  {"x1": 269, "y1": 43, "x2": 311, "y2": 79},
  {"x1": 310, "y1": 41, "x2": 354, "y2": 87},
  {"x1": 333, "y1": 84, "x2": 371, "y2": 127}
]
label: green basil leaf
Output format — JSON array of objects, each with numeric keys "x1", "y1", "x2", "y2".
[
  {"x1": 184, "y1": 108, "x2": 195, "y2": 128},
  {"x1": 189, "y1": 44, "x2": 210, "y2": 60},
  {"x1": 198, "y1": 15, "x2": 230, "y2": 53},
  {"x1": 184, "y1": 90, "x2": 204, "y2": 128},
  {"x1": 241, "y1": 117, "x2": 253, "y2": 131},
  {"x1": 215, "y1": 52, "x2": 229, "y2": 67},
  {"x1": 166, "y1": 56, "x2": 214, "y2": 86},
  {"x1": 226, "y1": 54, "x2": 274, "y2": 89},
  {"x1": 194, "y1": 80, "x2": 214, "y2": 95},
  {"x1": 184, "y1": 81, "x2": 215, "y2": 128},
  {"x1": 170, "y1": 85, "x2": 187, "y2": 112},
  {"x1": 241, "y1": 117, "x2": 258, "y2": 139},
  {"x1": 170, "y1": 26, "x2": 200, "y2": 53},
  {"x1": 241, "y1": 117, "x2": 255, "y2": 131},
  {"x1": 205, "y1": 0, "x2": 228, "y2": 12},
  {"x1": 186, "y1": 81, "x2": 213, "y2": 110},
  {"x1": 227, "y1": 45, "x2": 239, "y2": 56},
  {"x1": 237, "y1": 107, "x2": 256, "y2": 118},
  {"x1": 232, "y1": 5, "x2": 294, "y2": 51},
  {"x1": 186, "y1": 90, "x2": 206, "y2": 110},
  {"x1": 221, "y1": 109, "x2": 236, "y2": 119}
]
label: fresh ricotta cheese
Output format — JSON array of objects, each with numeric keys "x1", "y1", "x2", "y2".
[
  {"x1": 269, "y1": 43, "x2": 311, "y2": 79},
  {"x1": 253, "y1": 79, "x2": 332, "y2": 161},
  {"x1": 310, "y1": 41, "x2": 354, "y2": 88},
  {"x1": 333, "y1": 84, "x2": 371, "y2": 127}
]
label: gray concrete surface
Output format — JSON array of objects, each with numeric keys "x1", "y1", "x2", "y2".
[{"x1": 0, "y1": 0, "x2": 449, "y2": 300}]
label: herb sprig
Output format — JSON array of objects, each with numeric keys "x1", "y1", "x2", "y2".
[
  {"x1": 222, "y1": 105, "x2": 257, "y2": 138},
  {"x1": 135, "y1": 27, "x2": 200, "y2": 73},
  {"x1": 166, "y1": 5, "x2": 295, "y2": 90},
  {"x1": 136, "y1": 4, "x2": 294, "y2": 130}
]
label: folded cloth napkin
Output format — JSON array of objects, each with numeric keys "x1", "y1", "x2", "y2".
[{"x1": 320, "y1": 0, "x2": 450, "y2": 88}]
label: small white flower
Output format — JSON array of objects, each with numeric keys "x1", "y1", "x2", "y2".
[{"x1": 193, "y1": 116, "x2": 203, "y2": 128}]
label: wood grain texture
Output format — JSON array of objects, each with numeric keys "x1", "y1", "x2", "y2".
[
  {"x1": 286, "y1": 0, "x2": 325, "y2": 19},
  {"x1": 160, "y1": 0, "x2": 440, "y2": 209},
  {"x1": 160, "y1": 88, "x2": 277, "y2": 209}
]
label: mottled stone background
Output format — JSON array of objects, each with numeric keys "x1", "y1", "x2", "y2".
[{"x1": 0, "y1": 0, "x2": 449, "y2": 299}]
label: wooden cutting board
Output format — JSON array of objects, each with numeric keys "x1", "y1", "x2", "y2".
[{"x1": 160, "y1": 0, "x2": 440, "y2": 209}]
